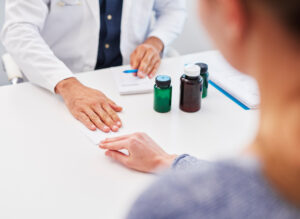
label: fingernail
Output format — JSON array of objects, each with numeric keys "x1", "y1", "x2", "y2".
[
  {"x1": 112, "y1": 125, "x2": 119, "y2": 132},
  {"x1": 139, "y1": 72, "x2": 145, "y2": 78},
  {"x1": 91, "y1": 125, "x2": 96, "y2": 130},
  {"x1": 116, "y1": 121, "x2": 122, "y2": 127},
  {"x1": 104, "y1": 126, "x2": 110, "y2": 132}
]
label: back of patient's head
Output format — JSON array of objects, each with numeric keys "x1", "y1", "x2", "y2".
[
  {"x1": 246, "y1": 0, "x2": 300, "y2": 37},
  {"x1": 199, "y1": 0, "x2": 300, "y2": 205},
  {"x1": 199, "y1": 0, "x2": 300, "y2": 76}
]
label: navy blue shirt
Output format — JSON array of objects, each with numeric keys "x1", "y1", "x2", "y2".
[{"x1": 95, "y1": 0, "x2": 123, "y2": 70}]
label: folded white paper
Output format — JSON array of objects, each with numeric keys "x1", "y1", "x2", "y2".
[
  {"x1": 209, "y1": 56, "x2": 260, "y2": 109},
  {"x1": 114, "y1": 71, "x2": 153, "y2": 95},
  {"x1": 76, "y1": 121, "x2": 128, "y2": 145}
]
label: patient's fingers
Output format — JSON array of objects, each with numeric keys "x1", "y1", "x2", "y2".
[
  {"x1": 105, "y1": 150, "x2": 129, "y2": 166},
  {"x1": 99, "y1": 139, "x2": 128, "y2": 151},
  {"x1": 101, "y1": 134, "x2": 132, "y2": 143}
]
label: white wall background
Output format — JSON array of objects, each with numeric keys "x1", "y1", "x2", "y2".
[
  {"x1": 172, "y1": 0, "x2": 213, "y2": 54},
  {"x1": 0, "y1": 0, "x2": 212, "y2": 85}
]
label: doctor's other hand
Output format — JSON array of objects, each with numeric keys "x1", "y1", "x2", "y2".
[
  {"x1": 99, "y1": 132, "x2": 178, "y2": 173},
  {"x1": 55, "y1": 78, "x2": 123, "y2": 132},
  {"x1": 130, "y1": 36, "x2": 164, "y2": 79}
]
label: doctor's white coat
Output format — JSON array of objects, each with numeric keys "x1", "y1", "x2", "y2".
[{"x1": 1, "y1": 0, "x2": 186, "y2": 92}]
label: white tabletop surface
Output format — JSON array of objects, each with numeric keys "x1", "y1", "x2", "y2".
[{"x1": 0, "y1": 51, "x2": 259, "y2": 219}]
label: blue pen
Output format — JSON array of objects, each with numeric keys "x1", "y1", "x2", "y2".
[
  {"x1": 123, "y1": 69, "x2": 138, "y2": 74},
  {"x1": 209, "y1": 80, "x2": 250, "y2": 110}
]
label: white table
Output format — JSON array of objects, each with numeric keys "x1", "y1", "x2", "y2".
[{"x1": 0, "y1": 52, "x2": 259, "y2": 219}]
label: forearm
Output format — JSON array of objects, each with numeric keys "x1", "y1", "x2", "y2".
[
  {"x1": 2, "y1": 23, "x2": 74, "y2": 92},
  {"x1": 1, "y1": 0, "x2": 74, "y2": 92}
]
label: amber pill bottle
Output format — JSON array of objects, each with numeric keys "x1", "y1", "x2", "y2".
[{"x1": 180, "y1": 65, "x2": 203, "y2": 113}]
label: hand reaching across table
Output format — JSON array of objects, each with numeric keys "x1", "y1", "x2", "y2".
[
  {"x1": 56, "y1": 78, "x2": 123, "y2": 133},
  {"x1": 99, "y1": 132, "x2": 178, "y2": 173}
]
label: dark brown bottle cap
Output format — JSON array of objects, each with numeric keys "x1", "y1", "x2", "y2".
[{"x1": 196, "y1": 63, "x2": 208, "y2": 74}]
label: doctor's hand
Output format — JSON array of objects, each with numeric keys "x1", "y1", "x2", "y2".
[
  {"x1": 130, "y1": 37, "x2": 164, "y2": 79},
  {"x1": 99, "y1": 132, "x2": 178, "y2": 173},
  {"x1": 55, "y1": 78, "x2": 123, "y2": 132}
]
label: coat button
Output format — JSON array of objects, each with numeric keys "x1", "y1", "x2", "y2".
[
  {"x1": 57, "y1": 1, "x2": 65, "y2": 6},
  {"x1": 107, "y1": 14, "x2": 112, "y2": 20},
  {"x1": 105, "y1": 44, "x2": 110, "y2": 49}
]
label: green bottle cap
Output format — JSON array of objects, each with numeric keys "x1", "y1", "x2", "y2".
[{"x1": 155, "y1": 75, "x2": 171, "y2": 88}]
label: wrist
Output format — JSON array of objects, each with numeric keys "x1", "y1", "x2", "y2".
[
  {"x1": 155, "y1": 154, "x2": 178, "y2": 170},
  {"x1": 55, "y1": 77, "x2": 81, "y2": 95},
  {"x1": 144, "y1": 36, "x2": 164, "y2": 53}
]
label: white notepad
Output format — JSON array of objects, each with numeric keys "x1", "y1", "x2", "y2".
[
  {"x1": 113, "y1": 71, "x2": 153, "y2": 95},
  {"x1": 207, "y1": 52, "x2": 260, "y2": 109}
]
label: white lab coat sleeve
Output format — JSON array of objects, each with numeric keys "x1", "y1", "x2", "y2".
[
  {"x1": 148, "y1": 0, "x2": 186, "y2": 48},
  {"x1": 1, "y1": 0, "x2": 75, "y2": 93}
]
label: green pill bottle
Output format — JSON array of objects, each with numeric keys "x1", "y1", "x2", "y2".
[
  {"x1": 196, "y1": 63, "x2": 209, "y2": 98},
  {"x1": 154, "y1": 75, "x2": 172, "y2": 113}
]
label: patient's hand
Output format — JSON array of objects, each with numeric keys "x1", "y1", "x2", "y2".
[
  {"x1": 99, "y1": 133, "x2": 177, "y2": 173},
  {"x1": 56, "y1": 78, "x2": 123, "y2": 132}
]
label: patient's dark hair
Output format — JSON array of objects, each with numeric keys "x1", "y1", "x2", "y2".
[{"x1": 246, "y1": 0, "x2": 300, "y2": 37}]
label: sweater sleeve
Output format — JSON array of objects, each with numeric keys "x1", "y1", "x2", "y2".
[
  {"x1": 126, "y1": 159, "x2": 215, "y2": 219},
  {"x1": 127, "y1": 157, "x2": 213, "y2": 219},
  {"x1": 172, "y1": 154, "x2": 212, "y2": 171}
]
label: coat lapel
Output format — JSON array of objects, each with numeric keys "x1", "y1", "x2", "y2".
[
  {"x1": 121, "y1": 0, "x2": 132, "y2": 29},
  {"x1": 85, "y1": 0, "x2": 100, "y2": 24}
]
